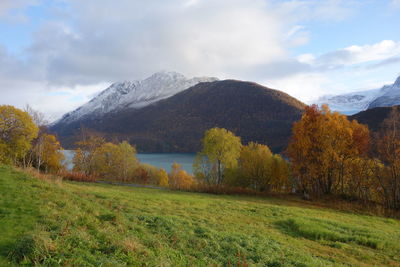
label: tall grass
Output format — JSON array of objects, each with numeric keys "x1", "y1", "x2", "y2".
[{"x1": 1, "y1": 165, "x2": 400, "y2": 266}]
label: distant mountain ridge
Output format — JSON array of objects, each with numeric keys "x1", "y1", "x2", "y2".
[
  {"x1": 51, "y1": 79, "x2": 305, "y2": 153},
  {"x1": 55, "y1": 71, "x2": 217, "y2": 125},
  {"x1": 314, "y1": 75, "x2": 400, "y2": 115}
]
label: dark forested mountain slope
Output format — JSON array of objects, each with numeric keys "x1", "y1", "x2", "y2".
[
  {"x1": 348, "y1": 105, "x2": 400, "y2": 132},
  {"x1": 51, "y1": 80, "x2": 305, "y2": 153}
]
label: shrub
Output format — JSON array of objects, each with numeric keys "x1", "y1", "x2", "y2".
[{"x1": 60, "y1": 171, "x2": 97, "y2": 182}]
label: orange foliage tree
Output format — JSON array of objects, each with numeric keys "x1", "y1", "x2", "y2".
[
  {"x1": 169, "y1": 162, "x2": 195, "y2": 190},
  {"x1": 287, "y1": 104, "x2": 370, "y2": 197},
  {"x1": 374, "y1": 107, "x2": 400, "y2": 210}
]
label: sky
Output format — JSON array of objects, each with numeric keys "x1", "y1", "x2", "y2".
[{"x1": 0, "y1": 0, "x2": 399, "y2": 121}]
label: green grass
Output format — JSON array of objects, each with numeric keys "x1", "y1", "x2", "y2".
[{"x1": 1, "y1": 165, "x2": 400, "y2": 266}]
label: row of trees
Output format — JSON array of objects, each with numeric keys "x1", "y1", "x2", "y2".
[
  {"x1": 2, "y1": 103, "x2": 399, "y2": 211},
  {"x1": 0, "y1": 104, "x2": 195, "y2": 189},
  {"x1": 194, "y1": 128, "x2": 290, "y2": 193},
  {"x1": 287, "y1": 105, "x2": 400, "y2": 210},
  {"x1": 71, "y1": 129, "x2": 195, "y2": 188},
  {"x1": 0, "y1": 105, "x2": 64, "y2": 172},
  {"x1": 194, "y1": 108, "x2": 400, "y2": 212}
]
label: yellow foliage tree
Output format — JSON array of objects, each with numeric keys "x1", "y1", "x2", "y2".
[
  {"x1": 38, "y1": 134, "x2": 65, "y2": 173},
  {"x1": 0, "y1": 105, "x2": 38, "y2": 164},
  {"x1": 225, "y1": 142, "x2": 290, "y2": 193},
  {"x1": 237, "y1": 142, "x2": 273, "y2": 191},
  {"x1": 72, "y1": 129, "x2": 105, "y2": 175},
  {"x1": 157, "y1": 168, "x2": 169, "y2": 187},
  {"x1": 194, "y1": 128, "x2": 242, "y2": 185},
  {"x1": 91, "y1": 141, "x2": 138, "y2": 181}
]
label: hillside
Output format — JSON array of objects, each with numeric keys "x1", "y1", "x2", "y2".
[
  {"x1": 51, "y1": 80, "x2": 305, "y2": 153},
  {"x1": 1, "y1": 166, "x2": 400, "y2": 266},
  {"x1": 349, "y1": 105, "x2": 399, "y2": 132}
]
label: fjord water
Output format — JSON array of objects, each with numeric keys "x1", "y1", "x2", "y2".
[{"x1": 61, "y1": 150, "x2": 195, "y2": 174}]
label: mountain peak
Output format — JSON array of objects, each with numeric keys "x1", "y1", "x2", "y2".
[
  {"x1": 150, "y1": 70, "x2": 186, "y2": 79},
  {"x1": 313, "y1": 75, "x2": 400, "y2": 114},
  {"x1": 394, "y1": 75, "x2": 400, "y2": 87},
  {"x1": 53, "y1": 71, "x2": 217, "y2": 124}
]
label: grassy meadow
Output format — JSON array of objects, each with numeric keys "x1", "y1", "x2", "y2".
[{"x1": 1, "y1": 165, "x2": 400, "y2": 266}]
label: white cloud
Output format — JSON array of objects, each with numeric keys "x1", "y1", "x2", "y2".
[
  {"x1": 0, "y1": 0, "x2": 396, "y2": 118},
  {"x1": 276, "y1": 0, "x2": 358, "y2": 22},
  {"x1": 27, "y1": 0, "x2": 290, "y2": 85},
  {"x1": 21, "y1": 0, "x2": 361, "y2": 87},
  {"x1": 0, "y1": 0, "x2": 38, "y2": 21},
  {"x1": 0, "y1": 78, "x2": 109, "y2": 121},
  {"x1": 266, "y1": 73, "x2": 330, "y2": 102},
  {"x1": 391, "y1": 0, "x2": 400, "y2": 8},
  {"x1": 298, "y1": 40, "x2": 400, "y2": 69}
]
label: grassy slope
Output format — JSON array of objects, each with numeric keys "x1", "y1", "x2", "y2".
[{"x1": 1, "y1": 166, "x2": 400, "y2": 266}]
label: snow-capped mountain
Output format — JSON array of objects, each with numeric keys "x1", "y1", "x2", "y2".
[
  {"x1": 55, "y1": 71, "x2": 218, "y2": 124},
  {"x1": 368, "y1": 76, "x2": 400, "y2": 109},
  {"x1": 313, "y1": 75, "x2": 400, "y2": 115}
]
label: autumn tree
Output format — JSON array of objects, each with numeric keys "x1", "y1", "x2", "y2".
[
  {"x1": 91, "y1": 141, "x2": 138, "y2": 181},
  {"x1": 287, "y1": 105, "x2": 370, "y2": 197},
  {"x1": 169, "y1": 162, "x2": 195, "y2": 189},
  {"x1": 343, "y1": 157, "x2": 379, "y2": 203},
  {"x1": 73, "y1": 128, "x2": 105, "y2": 175},
  {"x1": 134, "y1": 166, "x2": 150, "y2": 184},
  {"x1": 139, "y1": 165, "x2": 169, "y2": 186},
  {"x1": 374, "y1": 107, "x2": 400, "y2": 210},
  {"x1": 235, "y1": 142, "x2": 274, "y2": 191},
  {"x1": 0, "y1": 105, "x2": 38, "y2": 164},
  {"x1": 157, "y1": 168, "x2": 169, "y2": 187},
  {"x1": 34, "y1": 134, "x2": 65, "y2": 173},
  {"x1": 117, "y1": 141, "x2": 139, "y2": 181},
  {"x1": 270, "y1": 154, "x2": 291, "y2": 192},
  {"x1": 24, "y1": 104, "x2": 48, "y2": 127},
  {"x1": 225, "y1": 142, "x2": 290, "y2": 193},
  {"x1": 22, "y1": 106, "x2": 65, "y2": 172},
  {"x1": 91, "y1": 142, "x2": 121, "y2": 179},
  {"x1": 194, "y1": 128, "x2": 242, "y2": 185}
]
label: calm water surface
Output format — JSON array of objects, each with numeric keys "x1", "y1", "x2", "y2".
[{"x1": 61, "y1": 150, "x2": 195, "y2": 174}]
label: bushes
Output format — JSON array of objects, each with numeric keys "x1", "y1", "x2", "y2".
[
  {"x1": 169, "y1": 163, "x2": 195, "y2": 190},
  {"x1": 60, "y1": 171, "x2": 97, "y2": 182},
  {"x1": 189, "y1": 183, "x2": 258, "y2": 195},
  {"x1": 74, "y1": 140, "x2": 139, "y2": 182}
]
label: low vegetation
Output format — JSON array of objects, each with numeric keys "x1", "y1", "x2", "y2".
[{"x1": 1, "y1": 166, "x2": 400, "y2": 266}]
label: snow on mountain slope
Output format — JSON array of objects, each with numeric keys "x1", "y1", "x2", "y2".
[
  {"x1": 314, "y1": 89, "x2": 382, "y2": 115},
  {"x1": 313, "y1": 75, "x2": 400, "y2": 115},
  {"x1": 368, "y1": 76, "x2": 400, "y2": 109},
  {"x1": 55, "y1": 71, "x2": 218, "y2": 124}
]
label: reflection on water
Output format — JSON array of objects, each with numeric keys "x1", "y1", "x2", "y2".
[{"x1": 61, "y1": 150, "x2": 195, "y2": 174}]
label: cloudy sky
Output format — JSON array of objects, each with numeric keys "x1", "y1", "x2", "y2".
[{"x1": 1, "y1": 0, "x2": 399, "y2": 120}]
